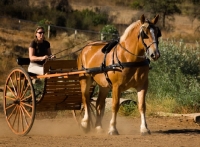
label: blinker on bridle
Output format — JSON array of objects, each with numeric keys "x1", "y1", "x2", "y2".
[{"x1": 139, "y1": 23, "x2": 161, "y2": 57}]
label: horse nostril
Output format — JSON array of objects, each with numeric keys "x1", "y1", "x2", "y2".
[{"x1": 151, "y1": 54, "x2": 155, "y2": 58}]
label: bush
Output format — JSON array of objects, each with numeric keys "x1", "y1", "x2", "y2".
[
  {"x1": 148, "y1": 40, "x2": 200, "y2": 113},
  {"x1": 130, "y1": 1, "x2": 143, "y2": 9},
  {"x1": 67, "y1": 9, "x2": 108, "y2": 30},
  {"x1": 100, "y1": 24, "x2": 119, "y2": 41},
  {"x1": 37, "y1": 19, "x2": 57, "y2": 37}
]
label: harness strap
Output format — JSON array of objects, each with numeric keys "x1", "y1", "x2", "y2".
[{"x1": 85, "y1": 60, "x2": 149, "y2": 74}]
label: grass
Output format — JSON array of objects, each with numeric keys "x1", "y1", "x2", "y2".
[
  {"x1": 0, "y1": 9, "x2": 200, "y2": 115},
  {"x1": 148, "y1": 40, "x2": 200, "y2": 113},
  {"x1": 117, "y1": 39, "x2": 200, "y2": 116}
]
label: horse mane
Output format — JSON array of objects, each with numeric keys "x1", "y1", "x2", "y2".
[{"x1": 120, "y1": 20, "x2": 141, "y2": 42}]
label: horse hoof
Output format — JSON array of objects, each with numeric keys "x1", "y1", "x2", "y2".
[
  {"x1": 80, "y1": 126, "x2": 90, "y2": 134},
  {"x1": 80, "y1": 122, "x2": 90, "y2": 133},
  {"x1": 141, "y1": 130, "x2": 151, "y2": 136},
  {"x1": 108, "y1": 130, "x2": 119, "y2": 135},
  {"x1": 95, "y1": 127, "x2": 104, "y2": 134}
]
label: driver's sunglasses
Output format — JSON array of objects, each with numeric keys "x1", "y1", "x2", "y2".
[{"x1": 37, "y1": 31, "x2": 45, "y2": 34}]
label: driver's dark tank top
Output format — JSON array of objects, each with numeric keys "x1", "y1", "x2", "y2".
[{"x1": 30, "y1": 40, "x2": 50, "y2": 65}]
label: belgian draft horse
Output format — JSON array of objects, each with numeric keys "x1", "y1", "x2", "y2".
[{"x1": 77, "y1": 14, "x2": 161, "y2": 135}]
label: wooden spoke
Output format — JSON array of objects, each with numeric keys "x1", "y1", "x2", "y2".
[
  {"x1": 21, "y1": 107, "x2": 31, "y2": 126},
  {"x1": 7, "y1": 105, "x2": 18, "y2": 120},
  {"x1": 21, "y1": 93, "x2": 32, "y2": 102},
  {"x1": 20, "y1": 103, "x2": 33, "y2": 118},
  {"x1": 20, "y1": 77, "x2": 26, "y2": 98},
  {"x1": 6, "y1": 84, "x2": 17, "y2": 98},
  {"x1": 3, "y1": 67, "x2": 36, "y2": 135},
  {"x1": 5, "y1": 103, "x2": 15, "y2": 110},
  {"x1": 5, "y1": 95, "x2": 16, "y2": 101},
  {"x1": 11, "y1": 106, "x2": 19, "y2": 129}
]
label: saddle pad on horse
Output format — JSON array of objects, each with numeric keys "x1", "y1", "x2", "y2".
[{"x1": 101, "y1": 40, "x2": 119, "y2": 54}]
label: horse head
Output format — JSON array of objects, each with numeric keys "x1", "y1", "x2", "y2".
[{"x1": 139, "y1": 14, "x2": 161, "y2": 61}]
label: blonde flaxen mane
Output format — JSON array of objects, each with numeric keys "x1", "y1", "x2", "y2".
[{"x1": 120, "y1": 20, "x2": 141, "y2": 42}]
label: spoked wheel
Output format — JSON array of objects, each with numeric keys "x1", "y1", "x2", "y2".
[
  {"x1": 3, "y1": 67, "x2": 36, "y2": 136},
  {"x1": 78, "y1": 99, "x2": 96, "y2": 130}
]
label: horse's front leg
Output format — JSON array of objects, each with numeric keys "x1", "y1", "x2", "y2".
[
  {"x1": 137, "y1": 80, "x2": 151, "y2": 135},
  {"x1": 108, "y1": 86, "x2": 120, "y2": 135}
]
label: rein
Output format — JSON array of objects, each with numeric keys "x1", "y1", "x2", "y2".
[
  {"x1": 118, "y1": 43, "x2": 146, "y2": 59},
  {"x1": 53, "y1": 39, "x2": 92, "y2": 59}
]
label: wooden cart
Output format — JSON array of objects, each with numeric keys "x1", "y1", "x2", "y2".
[{"x1": 3, "y1": 58, "x2": 96, "y2": 136}]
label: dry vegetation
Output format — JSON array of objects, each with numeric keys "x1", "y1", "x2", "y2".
[{"x1": 0, "y1": 1, "x2": 199, "y2": 84}]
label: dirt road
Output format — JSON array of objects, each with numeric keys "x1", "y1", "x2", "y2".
[{"x1": 0, "y1": 109, "x2": 200, "y2": 147}]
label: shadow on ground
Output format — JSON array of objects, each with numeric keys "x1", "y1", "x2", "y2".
[{"x1": 154, "y1": 129, "x2": 200, "y2": 134}]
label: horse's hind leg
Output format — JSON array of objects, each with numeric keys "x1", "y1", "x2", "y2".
[
  {"x1": 137, "y1": 81, "x2": 151, "y2": 135},
  {"x1": 95, "y1": 86, "x2": 110, "y2": 133},
  {"x1": 80, "y1": 76, "x2": 93, "y2": 133}
]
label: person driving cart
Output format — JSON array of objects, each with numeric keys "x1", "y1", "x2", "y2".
[{"x1": 28, "y1": 26, "x2": 55, "y2": 75}]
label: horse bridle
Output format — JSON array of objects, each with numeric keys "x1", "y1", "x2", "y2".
[
  {"x1": 140, "y1": 26, "x2": 160, "y2": 58},
  {"x1": 118, "y1": 25, "x2": 160, "y2": 60}
]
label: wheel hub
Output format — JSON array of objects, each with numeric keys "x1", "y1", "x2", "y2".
[{"x1": 13, "y1": 98, "x2": 20, "y2": 105}]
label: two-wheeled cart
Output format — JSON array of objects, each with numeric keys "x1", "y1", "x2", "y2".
[{"x1": 3, "y1": 58, "x2": 96, "y2": 135}]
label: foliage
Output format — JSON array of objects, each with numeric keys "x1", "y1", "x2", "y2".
[
  {"x1": 130, "y1": 1, "x2": 143, "y2": 9},
  {"x1": 0, "y1": 2, "x2": 108, "y2": 31},
  {"x1": 37, "y1": 19, "x2": 57, "y2": 37},
  {"x1": 182, "y1": 0, "x2": 200, "y2": 24},
  {"x1": 148, "y1": 40, "x2": 200, "y2": 113},
  {"x1": 130, "y1": 0, "x2": 182, "y2": 28},
  {"x1": 100, "y1": 25, "x2": 119, "y2": 41},
  {"x1": 119, "y1": 100, "x2": 138, "y2": 116},
  {"x1": 66, "y1": 9, "x2": 108, "y2": 30}
]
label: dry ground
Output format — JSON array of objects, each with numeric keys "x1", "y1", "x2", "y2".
[{"x1": 0, "y1": 97, "x2": 200, "y2": 147}]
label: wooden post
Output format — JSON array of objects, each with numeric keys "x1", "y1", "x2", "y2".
[
  {"x1": 75, "y1": 30, "x2": 77, "y2": 39},
  {"x1": 48, "y1": 25, "x2": 50, "y2": 39},
  {"x1": 18, "y1": 20, "x2": 21, "y2": 31},
  {"x1": 101, "y1": 33, "x2": 104, "y2": 40}
]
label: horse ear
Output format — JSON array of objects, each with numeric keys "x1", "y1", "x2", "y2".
[
  {"x1": 151, "y1": 14, "x2": 159, "y2": 24},
  {"x1": 140, "y1": 14, "x2": 145, "y2": 24}
]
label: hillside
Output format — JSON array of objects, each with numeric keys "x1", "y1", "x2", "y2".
[
  {"x1": 1, "y1": 0, "x2": 200, "y2": 41},
  {"x1": 0, "y1": 0, "x2": 199, "y2": 85},
  {"x1": 68, "y1": 0, "x2": 200, "y2": 42}
]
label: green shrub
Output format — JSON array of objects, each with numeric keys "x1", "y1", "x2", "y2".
[
  {"x1": 119, "y1": 100, "x2": 138, "y2": 116},
  {"x1": 37, "y1": 19, "x2": 57, "y2": 37},
  {"x1": 100, "y1": 24, "x2": 119, "y2": 41},
  {"x1": 130, "y1": 1, "x2": 143, "y2": 9},
  {"x1": 67, "y1": 9, "x2": 108, "y2": 30},
  {"x1": 148, "y1": 40, "x2": 200, "y2": 113}
]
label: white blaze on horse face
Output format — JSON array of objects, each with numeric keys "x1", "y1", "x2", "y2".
[{"x1": 149, "y1": 28, "x2": 160, "y2": 60}]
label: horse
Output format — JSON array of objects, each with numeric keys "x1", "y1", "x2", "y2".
[{"x1": 77, "y1": 14, "x2": 161, "y2": 135}]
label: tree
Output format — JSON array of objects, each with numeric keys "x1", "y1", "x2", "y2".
[
  {"x1": 184, "y1": 0, "x2": 200, "y2": 28},
  {"x1": 132, "y1": 0, "x2": 182, "y2": 28}
]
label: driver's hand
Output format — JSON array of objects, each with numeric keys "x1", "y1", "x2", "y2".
[
  {"x1": 49, "y1": 55, "x2": 56, "y2": 59},
  {"x1": 42, "y1": 55, "x2": 49, "y2": 60}
]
